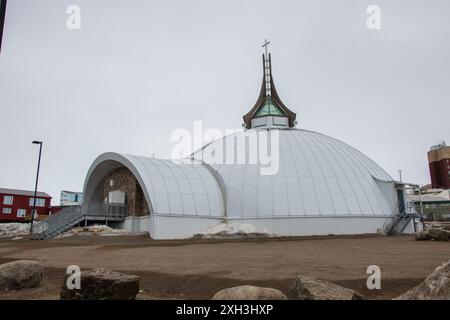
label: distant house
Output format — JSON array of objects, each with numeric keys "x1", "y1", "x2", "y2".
[
  {"x1": 0, "y1": 188, "x2": 53, "y2": 222},
  {"x1": 412, "y1": 189, "x2": 450, "y2": 221},
  {"x1": 60, "y1": 190, "x2": 83, "y2": 206}
]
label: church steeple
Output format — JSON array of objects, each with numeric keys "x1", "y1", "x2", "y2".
[{"x1": 243, "y1": 41, "x2": 296, "y2": 129}]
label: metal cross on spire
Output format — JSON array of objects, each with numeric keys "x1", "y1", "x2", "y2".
[
  {"x1": 262, "y1": 39, "x2": 271, "y2": 56},
  {"x1": 262, "y1": 39, "x2": 272, "y2": 96}
]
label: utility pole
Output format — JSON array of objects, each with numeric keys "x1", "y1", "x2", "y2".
[
  {"x1": 30, "y1": 141, "x2": 43, "y2": 238},
  {"x1": 0, "y1": 0, "x2": 7, "y2": 53}
]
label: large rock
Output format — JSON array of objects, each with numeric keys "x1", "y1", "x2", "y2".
[
  {"x1": 212, "y1": 285, "x2": 287, "y2": 300},
  {"x1": 291, "y1": 275, "x2": 364, "y2": 300},
  {"x1": 415, "y1": 230, "x2": 431, "y2": 241},
  {"x1": 428, "y1": 228, "x2": 449, "y2": 241},
  {"x1": 396, "y1": 260, "x2": 450, "y2": 300},
  {"x1": 60, "y1": 268, "x2": 139, "y2": 300},
  {"x1": 0, "y1": 260, "x2": 43, "y2": 291}
]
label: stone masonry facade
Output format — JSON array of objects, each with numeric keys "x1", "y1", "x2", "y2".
[{"x1": 102, "y1": 167, "x2": 150, "y2": 217}]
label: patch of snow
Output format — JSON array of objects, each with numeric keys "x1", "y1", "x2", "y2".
[
  {"x1": 54, "y1": 232, "x2": 75, "y2": 239},
  {"x1": 0, "y1": 223, "x2": 30, "y2": 238},
  {"x1": 54, "y1": 224, "x2": 129, "y2": 239},
  {"x1": 90, "y1": 224, "x2": 129, "y2": 235},
  {"x1": 196, "y1": 222, "x2": 273, "y2": 238}
]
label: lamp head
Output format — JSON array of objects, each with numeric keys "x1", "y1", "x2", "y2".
[{"x1": 32, "y1": 141, "x2": 42, "y2": 145}]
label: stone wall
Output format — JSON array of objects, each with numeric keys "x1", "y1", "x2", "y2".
[{"x1": 102, "y1": 167, "x2": 150, "y2": 217}]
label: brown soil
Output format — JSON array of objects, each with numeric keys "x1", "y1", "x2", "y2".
[{"x1": 0, "y1": 234, "x2": 449, "y2": 300}]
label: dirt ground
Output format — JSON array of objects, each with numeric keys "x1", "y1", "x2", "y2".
[{"x1": 0, "y1": 234, "x2": 449, "y2": 300}]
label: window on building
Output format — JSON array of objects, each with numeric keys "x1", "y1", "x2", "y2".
[
  {"x1": 254, "y1": 97, "x2": 287, "y2": 117},
  {"x1": 29, "y1": 198, "x2": 45, "y2": 207},
  {"x1": 3, "y1": 195, "x2": 13, "y2": 205},
  {"x1": 16, "y1": 209, "x2": 26, "y2": 218},
  {"x1": 2, "y1": 208, "x2": 12, "y2": 214}
]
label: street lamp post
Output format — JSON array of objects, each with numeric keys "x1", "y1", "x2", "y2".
[{"x1": 30, "y1": 141, "x2": 43, "y2": 238}]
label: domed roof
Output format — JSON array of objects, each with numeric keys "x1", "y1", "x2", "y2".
[{"x1": 193, "y1": 128, "x2": 395, "y2": 218}]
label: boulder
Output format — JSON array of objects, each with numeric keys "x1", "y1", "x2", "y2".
[
  {"x1": 212, "y1": 285, "x2": 287, "y2": 300},
  {"x1": 60, "y1": 268, "x2": 139, "y2": 300},
  {"x1": 291, "y1": 275, "x2": 364, "y2": 300},
  {"x1": 428, "y1": 228, "x2": 449, "y2": 241},
  {"x1": 415, "y1": 230, "x2": 431, "y2": 241},
  {"x1": 396, "y1": 260, "x2": 450, "y2": 300},
  {"x1": 0, "y1": 260, "x2": 44, "y2": 291}
]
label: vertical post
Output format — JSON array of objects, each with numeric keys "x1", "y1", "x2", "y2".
[
  {"x1": 105, "y1": 202, "x2": 108, "y2": 227},
  {"x1": 30, "y1": 141, "x2": 43, "y2": 237},
  {"x1": 0, "y1": 0, "x2": 7, "y2": 54},
  {"x1": 412, "y1": 187, "x2": 417, "y2": 233},
  {"x1": 418, "y1": 185, "x2": 424, "y2": 230}
]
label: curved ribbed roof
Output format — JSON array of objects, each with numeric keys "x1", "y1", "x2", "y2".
[
  {"x1": 84, "y1": 130, "x2": 396, "y2": 219},
  {"x1": 83, "y1": 153, "x2": 224, "y2": 217},
  {"x1": 193, "y1": 128, "x2": 395, "y2": 218}
]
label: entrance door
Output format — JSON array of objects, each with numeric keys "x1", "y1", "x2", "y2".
[
  {"x1": 397, "y1": 189, "x2": 405, "y2": 213},
  {"x1": 108, "y1": 190, "x2": 126, "y2": 204}
]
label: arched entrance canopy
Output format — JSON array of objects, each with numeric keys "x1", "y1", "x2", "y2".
[{"x1": 83, "y1": 153, "x2": 225, "y2": 217}]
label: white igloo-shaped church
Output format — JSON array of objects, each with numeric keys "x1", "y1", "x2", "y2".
[{"x1": 82, "y1": 53, "x2": 419, "y2": 239}]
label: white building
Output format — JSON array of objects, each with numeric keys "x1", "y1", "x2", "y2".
[
  {"x1": 82, "y1": 53, "x2": 418, "y2": 239},
  {"x1": 60, "y1": 190, "x2": 83, "y2": 206}
]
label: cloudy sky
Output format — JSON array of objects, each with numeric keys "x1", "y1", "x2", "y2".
[{"x1": 0, "y1": 0, "x2": 449, "y2": 204}]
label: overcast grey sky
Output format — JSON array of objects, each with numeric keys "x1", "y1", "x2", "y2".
[{"x1": 0, "y1": 0, "x2": 449, "y2": 204}]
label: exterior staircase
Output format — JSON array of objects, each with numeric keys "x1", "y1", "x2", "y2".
[
  {"x1": 383, "y1": 202, "x2": 416, "y2": 235},
  {"x1": 384, "y1": 213, "x2": 414, "y2": 235},
  {"x1": 31, "y1": 203, "x2": 127, "y2": 240}
]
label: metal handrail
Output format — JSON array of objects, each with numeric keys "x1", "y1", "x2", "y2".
[
  {"x1": 31, "y1": 203, "x2": 127, "y2": 238},
  {"x1": 383, "y1": 201, "x2": 400, "y2": 233},
  {"x1": 383, "y1": 200, "x2": 416, "y2": 234}
]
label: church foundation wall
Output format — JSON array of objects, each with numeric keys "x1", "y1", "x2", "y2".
[{"x1": 133, "y1": 215, "x2": 418, "y2": 239}]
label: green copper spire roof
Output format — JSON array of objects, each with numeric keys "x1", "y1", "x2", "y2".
[{"x1": 254, "y1": 96, "x2": 286, "y2": 117}]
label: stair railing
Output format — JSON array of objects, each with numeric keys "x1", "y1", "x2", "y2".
[
  {"x1": 383, "y1": 201, "x2": 400, "y2": 234},
  {"x1": 31, "y1": 203, "x2": 127, "y2": 239},
  {"x1": 383, "y1": 198, "x2": 417, "y2": 235}
]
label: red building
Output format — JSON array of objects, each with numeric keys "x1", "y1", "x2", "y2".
[
  {"x1": 428, "y1": 142, "x2": 450, "y2": 189},
  {"x1": 0, "y1": 188, "x2": 52, "y2": 222}
]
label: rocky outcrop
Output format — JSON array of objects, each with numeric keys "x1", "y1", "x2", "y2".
[
  {"x1": 212, "y1": 285, "x2": 287, "y2": 300},
  {"x1": 291, "y1": 275, "x2": 364, "y2": 300},
  {"x1": 428, "y1": 229, "x2": 449, "y2": 241},
  {"x1": 60, "y1": 268, "x2": 139, "y2": 300},
  {"x1": 0, "y1": 260, "x2": 44, "y2": 291},
  {"x1": 396, "y1": 260, "x2": 450, "y2": 300},
  {"x1": 415, "y1": 230, "x2": 431, "y2": 241}
]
